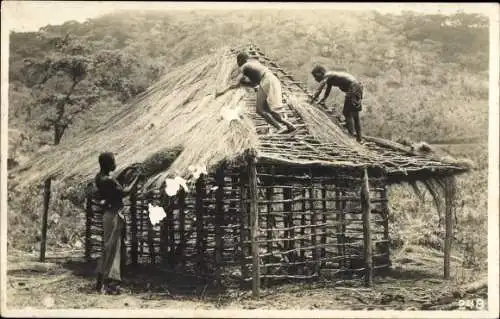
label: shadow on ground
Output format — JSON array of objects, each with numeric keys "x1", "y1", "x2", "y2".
[{"x1": 55, "y1": 257, "x2": 238, "y2": 304}]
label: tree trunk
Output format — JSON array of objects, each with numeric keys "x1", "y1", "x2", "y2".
[{"x1": 54, "y1": 125, "x2": 64, "y2": 145}]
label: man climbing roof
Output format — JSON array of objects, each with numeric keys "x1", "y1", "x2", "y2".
[
  {"x1": 311, "y1": 65, "x2": 364, "y2": 142},
  {"x1": 216, "y1": 52, "x2": 296, "y2": 134}
]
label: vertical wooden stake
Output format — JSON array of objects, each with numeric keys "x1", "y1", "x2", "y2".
[
  {"x1": 321, "y1": 186, "x2": 327, "y2": 263},
  {"x1": 444, "y1": 177, "x2": 455, "y2": 279},
  {"x1": 310, "y1": 181, "x2": 319, "y2": 275},
  {"x1": 139, "y1": 196, "x2": 144, "y2": 259},
  {"x1": 335, "y1": 188, "x2": 344, "y2": 269},
  {"x1": 167, "y1": 197, "x2": 175, "y2": 266},
  {"x1": 341, "y1": 189, "x2": 347, "y2": 267},
  {"x1": 85, "y1": 187, "x2": 93, "y2": 261},
  {"x1": 300, "y1": 188, "x2": 307, "y2": 261},
  {"x1": 230, "y1": 175, "x2": 239, "y2": 249},
  {"x1": 130, "y1": 187, "x2": 138, "y2": 265},
  {"x1": 195, "y1": 177, "x2": 206, "y2": 273},
  {"x1": 382, "y1": 185, "x2": 390, "y2": 267},
  {"x1": 215, "y1": 166, "x2": 225, "y2": 285},
  {"x1": 265, "y1": 187, "x2": 273, "y2": 288},
  {"x1": 247, "y1": 155, "x2": 260, "y2": 298},
  {"x1": 239, "y1": 170, "x2": 249, "y2": 282},
  {"x1": 178, "y1": 188, "x2": 186, "y2": 268},
  {"x1": 147, "y1": 216, "x2": 155, "y2": 264},
  {"x1": 361, "y1": 168, "x2": 373, "y2": 287},
  {"x1": 283, "y1": 187, "x2": 294, "y2": 259},
  {"x1": 40, "y1": 177, "x2": 52, "y2": 262}
]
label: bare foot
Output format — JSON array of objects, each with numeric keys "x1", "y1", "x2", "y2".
[
  {"x1": 280, "y1": 127, "x2": 297, "y2": 134},
  {"x1": 277, "y1": 127, "x2": 289, "y2": 134}
]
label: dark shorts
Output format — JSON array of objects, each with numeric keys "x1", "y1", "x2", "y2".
[{"x1": 343, "y1": 82, "x2": 363, "y2": 112}]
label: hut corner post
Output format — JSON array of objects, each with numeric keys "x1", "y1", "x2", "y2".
[
  {"x1": 40, "y1": 177, "x2": 52, "y2": 262},
  {"x1": 444, "y1": 177, "x2": 457, "y2": 280},
  {"x1": 130, "y1": 187, "x2": 138, "y2": 265},
  {"x1": 215, "y1": 165, "x2": 225, "y2": 286},
  {"x1": 247, "y1": 154, "x2": 260, "y2": 298},
  {"x1": 85, "y1": 189, "x2": 93, "y2": 261},
  {"x1": 361, "y1": 168, "x2": 373, "y2": 287}
]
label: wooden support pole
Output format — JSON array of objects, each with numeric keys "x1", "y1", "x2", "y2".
[
  {"x1": 382, "y1": 185, "x2": 390, "y2": 265},
  {"x1": 338, "y1": 189, "x2": 346, "y2": 269},
  {"x1": 300, "y1": 188, "x2": 306, "y2": 261},
  {"x1": 147, "y1": 216, "x2": 155, "y2": 264},
  {"x1": 159, "y1": 200, "x2": 166, "y2": 264},
  {"x1": 239, "y1": 170, "x2": 250, "y2": 282},
  {"x1": 265, "y1": 187, "x2": 273, "y2": 288},
  {"x1": 138, "y1": 197, "x2": 144, "y2": 259},
  {"x1": 178, "y1": 188, "x2": 186, "y2": 268},
  {"x1": 283, "y1": 187, "x2": 294, "y2": 263},
  {"x1": 40, "y1": 177, "x2": 52, "y2": 262},
  {"x1": 167, "y1": 196, "x2": 175, "y2": 266},
  {"x1": 321, "y1": 187, "x2": 327, "y2": 263},
  {"x1": 130, "y1": 188, "x2": 138, "y2": 265},
  {"x1": 85, "y1": 188, "x2": 93, "y2": 261},
  {"x1": 247, "y1": 155, "x2": 260, "y2": 298},
  {"x1": 195, "y1": 177, "x2": 206, "y2": 273},
  {"x1": 361, "y1": 168, "x2": 373, "y2": 287},
  {"x1": 444, "y1": 177, "x2": 456, "y2": 279},
  {"x1": 215, "y1": 166, "x2": 225, "y2": 285},
  {"x1": 160, "y1": 188, "x2": 169, "y2": 264},
  {"x1": 310, "y1": 181, "x2": 319, "y2": 275},
  {"x1": 283, "y1": 190, "x2": 290, "y2": 252},
  {"x1": 230, "y1": 175, "x2": 239, "y2": 249}
]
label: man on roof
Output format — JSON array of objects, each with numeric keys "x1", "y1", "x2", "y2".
[
  {"x1": 215, "y1": 52, "x2": 296, "y2": 134},
  {"x1": 310, "y1": 65, "x2": 363, "y2": 142}
]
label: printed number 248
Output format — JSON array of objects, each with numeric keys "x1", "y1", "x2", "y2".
[{"x1": 458, "y1": 299, "x2": 486, "y2": 310}]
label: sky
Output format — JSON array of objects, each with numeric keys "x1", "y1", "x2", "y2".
[{"x1": 1, "y1": 1, "x2": 497, "y2": 32}]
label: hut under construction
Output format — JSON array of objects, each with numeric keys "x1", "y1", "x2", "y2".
[{"x1": 14, "y1": 45, "x2": 471, "y2": 296}]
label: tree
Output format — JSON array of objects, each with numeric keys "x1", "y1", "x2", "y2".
[{"x1": 23, "y1": 34, "x2": 98, "y2": 145}]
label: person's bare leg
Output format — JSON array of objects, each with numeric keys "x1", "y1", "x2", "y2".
[
  {"x1": 268, "y1": 109, "x2": 296, "y2": 132},
  {"x1": 257, "y1": 106, "x2": 282, "y2": 130},
  {"x1": 352, "y1": 111, "x2": 362, "y2": 142},
  {"x1": 263, "y1": 101, "x2": 295, "y2": 133},
  {"x1": 343, "y1": 107, "x2": 355, "y2": 136},
  {"x1": 256, "y1": 88, "x2": 282, "y2": 131}
]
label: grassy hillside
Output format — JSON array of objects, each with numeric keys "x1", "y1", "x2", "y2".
[{"x1": 7, "y1": 9, "x2": 490, "y2": 281}]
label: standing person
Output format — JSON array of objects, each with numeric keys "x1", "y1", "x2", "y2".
[
  {"x1": 216, "y1": 52, "x2": 296, "y2": 134},
  {"x1": 95, "y1": 152, "x2": 140, "y2": 294},
  {"x1": 311, "y1": 65, "x2": 364, "y2": 142}
]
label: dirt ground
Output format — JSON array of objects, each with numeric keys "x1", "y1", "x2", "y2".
[{"x1": 5, "y1": 245, "x2": 488, "y2": 311}]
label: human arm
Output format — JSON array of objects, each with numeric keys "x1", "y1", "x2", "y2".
[
  {"x1": 109, "y1": 174, "x2": 140, "y2": 198},
  {"x1": 319, "y1": 83, "x2": 333, "y2": 104},
  {"x1": 312, "y1": 79, "x2": 327, "y2": 102},
  {"x1": 122, "y1": 175, "x2": 140, "y2": 194},
  {"x1": 215, "y1": 75, "x2": 254, "y2": 97}
]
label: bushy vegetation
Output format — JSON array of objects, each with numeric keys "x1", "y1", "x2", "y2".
[{"x1": 7, "y1": 9, "x2": 489, "y2": 276}]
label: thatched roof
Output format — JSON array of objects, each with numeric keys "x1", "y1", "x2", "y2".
[{"x1": 12, "y1": 45, "x2": 471, "y2": 191}]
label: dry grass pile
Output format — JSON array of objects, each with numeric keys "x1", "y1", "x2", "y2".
[{"x1": 13, "y1": 48, "x2": 258, "y2": 190}]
